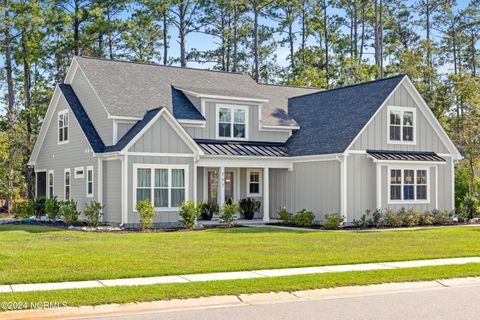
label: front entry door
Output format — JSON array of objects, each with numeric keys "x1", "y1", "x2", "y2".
[{"x1": 206, "y1": 169, "x2": 235, "y2": 204}]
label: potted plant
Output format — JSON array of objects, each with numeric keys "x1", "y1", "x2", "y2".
[
  {"x1": 200, "y1": 202, "x2": 218, "y2": 220},
  {"x1": 239, "y1": 198, "x2": 261, "y2": 220}
]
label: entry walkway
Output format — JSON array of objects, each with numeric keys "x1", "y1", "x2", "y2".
[{"x1": 1, "y1": 257, "x2": 479, "y2": 293}]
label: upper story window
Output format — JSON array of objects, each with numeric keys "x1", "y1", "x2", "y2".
[
  {"x1": 387, "y1": 106, "x2": 415, "y2": 144},
  {"x1": 216, "y1": 104, "x2": 248, "y2": 140},
  {"x1": 58, "y1": 110, "x2": 69, "y2": 144}
]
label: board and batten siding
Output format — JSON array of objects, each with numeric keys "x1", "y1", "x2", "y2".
[
  {"x1": 35, "y1": 93, "x2": 97, "y2": 214},
  {"x1": 351, "y1": 83, "x2": 449, "y2": 153},
  {"x1": 184, "y1": 100, "x2": 290, "y2": 142},
  {"x1": 102, "y1": 159, "x2": 122, "y2": 224},
  {"x1": 116, "y1": 121, "x2": 135, "y2": 142},
  {"x1": 270, "y1": 160, "x2": 341, "y2": 221},
  {"x1": 69, "y1": 64, "x2": 114, "y2": 145}
]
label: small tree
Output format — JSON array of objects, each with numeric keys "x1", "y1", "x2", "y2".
[
  {"x1": 45, "y1": 196, "x2": 60, "y2": 221},
  {"x1": 136, "y1": 200, "x2": 156, "y2": 231},
  {"x1": 179, "y1": 200, "x2": 203, "y2": 229},
  {"x1": 219, "y1": 201, "x2": 239, "y2": 227},
  {"x1": 84, "y1": 201, "x2": 103, "y2": 227},
  {"x1": 32, "y1": 197, "x2": 46, "y2": 218},
  {"x1": 60, "y1": 200, "x2": 80, "y2": 226}
]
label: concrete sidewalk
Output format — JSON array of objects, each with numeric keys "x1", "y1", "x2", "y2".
[
  {"x1": 1, "y1": 257, "x2": 479, "y2": 294},
  {"x1": 3, "y1": 276, "x2": 480, "y2": 320}
]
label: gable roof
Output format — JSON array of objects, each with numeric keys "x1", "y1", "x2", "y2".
[
  {"x1": 286, "y1": 75, "x2": 405, "y2": 156},
  {"x1": 73, "y1": 56, "x2": 320, "y2": 127}
]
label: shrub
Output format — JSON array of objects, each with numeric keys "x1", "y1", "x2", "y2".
[
  {"x1": 323, "y1": 213, "x2": 344, "y2": 230},
  {"x1": 135, "y1": 200, "x2": 156, "y2": 231},
  {"x1": 420, "y1": 212, "x2": 434, "y2": 225},
  {"x1": 431, "y1": 209, "x2": 450, "y2": 225},
  {"x1": 60, "y1": 200, "x2": 80, "y2": 226},
  {"x1": 372, "y1": 209, "x2": 384, "y2": 228},
  {"x1": 402, "y1": 209, "x2": 421, "y2": 227},
  {"x1": 179, "y1": 200, "x2": 202, "y2": 229},
  {"x1": 200, "y1": 202, "x2": 218, "y2": 220},
  {"x1": 462, "y1": 195, "x2": 479, "y2": 220},
  {"x1": 292, "y1": 209, "x2": 315, "y2": 227},
  {"x1": 84, "y1": 201, "x2": 103, "y2": 227},
  {"x1": 219, "y1": 201, "x2": 239, "y2": 227},
  {"x1": 32, "y1": 197, "x2": 46, "y2": 217},
  {"x1": 45, "y1": 197, "x2": 60, "y2": 221},
  {"x1": 239, "y1": 198, "x2": 261, "y2": 219},
  {"x1": 353, "y1": 210, "x2": 373, "y2": 229},
  {"x1": 12, "y1": 200, "x2": 34, "y2": 218},
  {"x1": 277, "y1": 207, "x2": 292, "y2": 225},
  {"x1": 383, "y1": 210, "x2": 403, "y2": 228}
]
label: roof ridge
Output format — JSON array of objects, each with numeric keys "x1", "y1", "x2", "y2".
[
  {"x1": 75, "y1": 55, "x2": 250, "y2": 77},
  {"x1": 258, "y1": 82, "x2": 323, "y2": 91},
  {"x1": 290, "y1": 74, "x2": 406, "y2": 100}
]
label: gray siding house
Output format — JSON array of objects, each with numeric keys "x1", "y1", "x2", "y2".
[{"x1": 29, "y1": 56, "x2": 462, "y2": 226}]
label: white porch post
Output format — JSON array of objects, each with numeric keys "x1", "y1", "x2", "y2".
[
  {"x1": 263, "y1": 167, "x2": 270, "y2": 222},
  {"x1": 219, "y1": 166, "x2": 225, "y2": 206}
]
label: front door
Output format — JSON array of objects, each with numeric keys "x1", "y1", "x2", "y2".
[{"x1": 206, "y1": 169, "x2": 235, "y2": 204}]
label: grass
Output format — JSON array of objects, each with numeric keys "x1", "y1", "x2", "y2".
[
  {"x1": 1, "y1": 263, "x2": 480, "y2": 311},
  {"x1": 1, "y1": 224, "x2": 480, "y2": 285}
]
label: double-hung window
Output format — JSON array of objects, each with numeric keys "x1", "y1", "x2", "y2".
[
  {"x1": 48, "y1": 170, "x2": 54, "y2": 198},
  {"x1": 217, "y1": 104, "x2": 247, "y2": 139},
  {"x1": 388, "y1": 107, "x2": 415, "y2": 144},
  {"x1": 64, "y1": 168, "x2": 71, "y2": 200},
  {"x1": 135, "y1": 165, "x2": 187, "y2": 209},
  {"x1": 247, "y1": 169, "x2": 262, "y2": 196},
  {"x1": 389, "y1": 168, "x2": 428, "y2": 203},
  {"x1": 86, "y1": 166, "x2": 94, "y2": 197},
  {"x1": 58, "y1": 110, "x2": 69, "y2": 144}
]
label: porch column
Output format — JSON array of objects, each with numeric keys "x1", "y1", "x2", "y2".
[
  {"x1": 263, "y1": 167, "x2": 270, "y2": 222},
  {"x1": 219, "y1": 166, "x2": 225, "y2": 206}
]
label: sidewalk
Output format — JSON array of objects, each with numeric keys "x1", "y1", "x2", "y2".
[
  {"x1": 3, "y1": 276, "x2": 480, "y2": 320},
  {"x1": 1, "y1": 257, "x2": 479, "y2": 294}
]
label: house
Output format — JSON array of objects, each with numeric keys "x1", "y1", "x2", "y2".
[{"x1": 28, "y1": 56, "x2": 462, "y2": 227}]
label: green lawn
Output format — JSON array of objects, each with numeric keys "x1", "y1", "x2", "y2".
[
  {"x1": 1, "y1": 263, "x2": 480, "y2": 310},
  {"x1": 1, "y1": 225, "x2": 480, "y2": 285}
]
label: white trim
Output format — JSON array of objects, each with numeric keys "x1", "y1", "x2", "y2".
[
  {"x1": 451, "y1": 157, "x2": 455, "y2": 210},
  {"x1": 263, "y1": 167, "x2": 270, "y2": 222},
  {"x1": 246, "y1": 169, "x2": 262, "y2": 197},
  {"x1": 291, "y1": 154, "x2": 343, "y2": 163},
  {"x1": 63, "y1": 59, "x2": 78, "y2": 84},
  {"x1": 346, "y1": 150, "x2": 367, "y2": 155},
  {"x1": 97, "y1": 158, "x2": 103, "y2": 207},
  {"x1": 193, "y1": 161, "x2": 197, "y2": 204},
  {"x1": 126, "y1": 152, "x2": 195, "y2": 158},
  {"x1": 215, "y1": 104, "x2": 249, "y2": 141},
  {"x1": 179, "y1": 88, "x2": 270, "y2": 103},
  {"x1": 376, "y1": 164, "x2": 382, "y2": 209},
  {"x1": 57, "y1": 109, "x2": 69, "y2": 145},
  {"x1": 47, "y1": 170, "x2": 55, "y2": 199},
  {"x1": 113, "y1": 120, "x2": 118, "y2": 144},
  {"x1": 197, "y1": 158, "x2": 292, "y2": 169},
  {"x1": 259, "y1": 124, "x2": 300, "y2": 131},
  {"x1": 86, "y1": 165, "x2": 94, "y2": 197},
  {"x1": 434, "y1": 165, "x2": 438, "y2": 209},
  {"x1": 64, "y1": 168, "x2": 71, "y2": 200},
  {"x1": 122, "y1": 155, "x2": 128, "y2": 224},
  {"x1": 386, "y1": 105, "x2": 416, "y2": 145},
  {"x1": 178, "y1": 119, "x2": 206, "y2": 127},
  {"x1": 387, "y1": 165, "x2": 430, "y2": 205},
  {"x1": 219, "y1": 166, "x2": 225, "y2": 205},
  {"x1": 108, "y1": 115, "x2": 142, "y2": 121},
  {"x1": 340, "y1": 155, "x2": 347, "y2": 222},
  {"x1": 132, "y1": 163, "x2": 189, "y2": 212},
  {"x1": 74, "y1": 167, "x2": 85, "y2": 179}
]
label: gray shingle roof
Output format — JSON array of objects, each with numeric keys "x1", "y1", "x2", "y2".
[
  {"x1": 287, "y1": 75, "x2": 406, "y2": 156},
  {"x1": 74, "y1": 56, "x2": 320, "y2": 126},
  {"x1": 367, "y1": 150, "x2": 445, "y2": 162}
]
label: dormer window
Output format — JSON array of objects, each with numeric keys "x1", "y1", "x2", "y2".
[
  {"x1": 216, "y1": 104, "x2": 248, "y2": 139},
  {"x1": 387, "y1": 106, "x2": 415, "y2": 144},
  {"x1": 58, "y1": 109, "x2": 69, "y2": 144}
]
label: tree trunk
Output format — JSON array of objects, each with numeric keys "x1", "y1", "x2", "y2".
[
  {"x1": 253, "y1": 1, "x2": 260, "y2": 82},
  {"x1": 472, "y1": 33, "x2": 476, "y2": 77},
  {"x1": 379, "y1": 0, "x2": 383, "y2": 78},
  {"x1": 74, "y1": 0, "x2": 80, "y2": 55},
  {"x1": 374, "y1": 0, "x2": 380, "y2": 72},
  {"x1": 353, "y1": 1, "x2": 358, "y2": 59},
  {"x1": 232, "y1": 2, "x2": 238, "y2": 72},
  {"x1": 288, "y1": 20, "x2": 295, "y2": 70},
  {"x1": 323, "y1": 0, "x2": 329, "y2": 86},
  {"x1": 179, "y1": 3, "x2": 187, "y2": 67},
  {"x1": 301, "y1": 0, "x2": 307, "y2": 63},
  {"x1": 426, "y1": 4, "x2": 431, "y2": 68},
  {"x1": 359, "y1": 1, "x2": 365, "y2": 60},
  {"x1": 163, "y1": 8, "x2": 168, "y2": 65},
  {"x1": 22, "y1": 29, "x2": 34, "y2": 201}
]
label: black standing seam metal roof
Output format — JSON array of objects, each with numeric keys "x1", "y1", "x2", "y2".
[
  {"x1": 367, "y1": 150, "x2": 446, "y2": 162},
  {"x1": 286, "y1": 75, "x2": 406, "y2": 156},
  {"x1": 195, "y1": 139, "x2": 288, "y2": 157}
]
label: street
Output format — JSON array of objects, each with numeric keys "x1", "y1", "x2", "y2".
[{"x1": 92, "y1": 284, "x2": 480, "y2": 320}]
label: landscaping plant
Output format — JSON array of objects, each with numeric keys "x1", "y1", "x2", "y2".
[
  {"x1": 45, "y1": 196, "x2": 60, "y2": 221},
  {"x1": 200, "y1": 202, "x2": 218, "y2": 220},
  {"x1": 32, "y1": 197, "x2": 46, "y2": 217},
  {"x1": 239, "y1": 198, "x2": 261, "y2": 220},
  {"x1": 12, "y1": 200, "x2": 34, "y2": 218},
  {"x1": 60, "y1": 200, "x2": 80, "y2": 226},
  {"x1": 179, "y1": 200, "x2": 203, "y2": 229},
  {"x1": 277, "y1": 207, "x2": 292, "y2": 225},
  {"x1": 219, "y1": 201, "x2": 239, "y2": 227},
  {"x1": 291, "y1": 209, "x2": 315, "y2": 227},
  {"x1": 323, "y1": 213, "x2": 344, "y2": 230},
  {"x1": 136, "y1": 200, "x2": 156, "y2": 231},
  {"x1": 84, "y1": 201, "x2": 103, "y2": 227}
]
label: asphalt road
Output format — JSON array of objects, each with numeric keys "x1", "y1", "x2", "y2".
[{"x1": 93, "y1": 285, "x2": 480, "y2": 320}]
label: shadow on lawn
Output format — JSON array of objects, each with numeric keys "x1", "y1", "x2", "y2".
[
  {"x1": 0, "y1": 224, "x2": 64, "y2": 233},
  {"x1": 211, "y1": 226, "x2": 312, "y2": 235}
]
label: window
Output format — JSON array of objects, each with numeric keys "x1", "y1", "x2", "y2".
[
  {"x1": 48, "y1": 170, "x2": 54, "y2": 199},
  {"x1": 58, "y1": 110, "x2": 69, "y2": 143},
  {"x1": 64, "y1": 168, "x2": 71, "y2": 200},
  {"x1": 86, "y1": 166, "x2": 94, "y2": 197},
  {"x1": 388, "y1": 107, "x2": 415, "y2": 144},
  {"x1": 247, "y1": 169, "x2": 262, "y2": 196},
  {"x1": 389, "y1": 168, "x2": 429, "y2": 203},
  {"x1": 217, "y1": 104, "x2": 247, "y2": 139},
  {"x1": 74, "y1": 167, "x2": 84, "y2": 179},
  {"x1": 134, "y1": 165, "x2": 188, "y2": 210}
]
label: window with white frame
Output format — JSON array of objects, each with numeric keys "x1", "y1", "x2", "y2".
[
  {"x1": 389, "y1": 168, "x2": 428, "y2": 202},
  {"x1": 74, "y1": 167, "x2": 84, "y2": 179},
  {"x1": 86, "y1": 166, "x2": 94, "y2": 197},
  {"x1": 64, "y1": 169, "x2": 71, "y2": 200},
  {"x1": 217, "y1": 104, "x2": 247, "y2": 139},
  {"x1": 135, "y1": 165, "x2": 187, "y2": 209},
  {"x1": 247, "y1": 169, "x2": 262, "y2": 196},
  {"x1": 388, "y1": 107, "x2": 415, "y2": 143},
  {"x1": 58, "y1": 110, "x2": 69, "y2": 143},
  {"x1": 48, "y1": 170, "x2": 54, "y2": 199}
]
